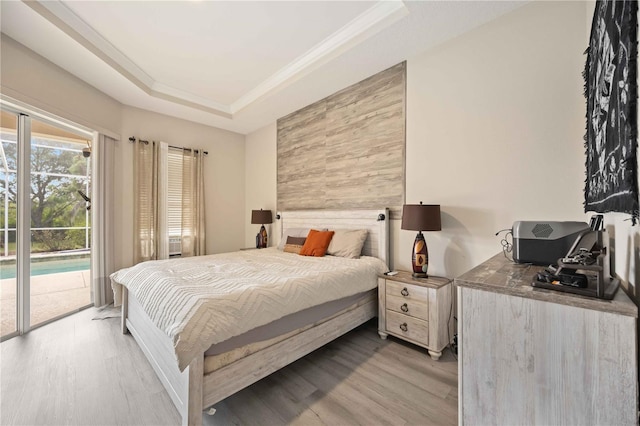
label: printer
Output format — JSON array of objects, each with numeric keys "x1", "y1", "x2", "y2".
[
  {"x1": 528, "y1": 215, "x2": 620, "y2": 300},
  {"x1": 512, "y1": 221, "x2": 590, "y2": 265}
]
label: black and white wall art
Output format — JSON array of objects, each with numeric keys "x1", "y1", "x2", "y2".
[{"x1": 584, "y1": 0, "x2": 639, "y2": 223}]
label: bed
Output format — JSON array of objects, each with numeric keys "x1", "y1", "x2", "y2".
[{"x1": 112, "y1": 209, "x2": 390, "y2": 425}]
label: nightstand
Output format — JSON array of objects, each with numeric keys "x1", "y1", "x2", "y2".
[{"x1": 378, "y1": 271, "x2": 453, "y2": 360}]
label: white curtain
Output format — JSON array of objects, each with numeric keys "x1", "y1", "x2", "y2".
[
  {"x1": 91, "y1": 134, "x2": 116, "y2": 307},
  {"x1": 133, "y1": 140, "x2": 169, "y2": 263},
  {"x1": 181, "y1": 149, "x2": 205, "y2": 257}
]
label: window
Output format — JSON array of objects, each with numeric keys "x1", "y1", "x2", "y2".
[
  {"x1": 167, "y1": 148, "x2": 182, "y2": 256},
  {"x1": 134, "y1": 141, "x2": 204, "y2": 262}
]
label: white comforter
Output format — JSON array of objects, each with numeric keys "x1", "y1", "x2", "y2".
[{"x1": 110, "y1": 248, "x2": 387, "y2": 371}]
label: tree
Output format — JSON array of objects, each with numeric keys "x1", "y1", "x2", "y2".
[
  {"x1": 30, "y1": 143, "x2": 87, "y2": 228},
  {"x1": 0, "y1": 139, "x2": 91, "y2": 253}
]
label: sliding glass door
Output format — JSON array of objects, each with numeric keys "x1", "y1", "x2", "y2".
[
  {"x1": 0, "y1": 108, "x2": 93, "y2": 340},
  {"x1": 29, "y1": 117, "x2": 92, "y2": 328},
  {"x1": 0, "y1": 111, "x2": 18, "y2": 338}
]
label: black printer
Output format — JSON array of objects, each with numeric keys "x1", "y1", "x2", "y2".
[{"x1": 512, "y1": 220, "x2": 590, "y2": 265}]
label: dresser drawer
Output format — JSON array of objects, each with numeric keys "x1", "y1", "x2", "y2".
[
  {"x1": 386, "y1": 280, "x2": 429, "y2": 302},
  {"x1": 386, "y1": 310, "x2": 429, "y2": 344},
  {"x1": 386, "y1": 294, "x2": 428, "y2": 321}
]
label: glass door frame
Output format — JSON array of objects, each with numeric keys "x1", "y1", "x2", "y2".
[
  {"x1": 1, "y1": 100, "x2": 95, "y2": 340},
  {"x1": 16, "y1": 113, "x2": 31, "y2": 334}
]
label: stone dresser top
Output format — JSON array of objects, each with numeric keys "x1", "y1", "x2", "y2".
[{"x1": 454, "y1": 253, "x2": 637, "y2": 318}]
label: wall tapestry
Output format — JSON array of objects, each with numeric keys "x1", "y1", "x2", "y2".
[{"x1": 584, "y1": 0, "x2": 639, "y2": 223}]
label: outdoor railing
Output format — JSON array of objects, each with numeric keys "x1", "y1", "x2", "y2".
[{"x1": 0, "y1": 226, "x2": 91, "y2": 257}]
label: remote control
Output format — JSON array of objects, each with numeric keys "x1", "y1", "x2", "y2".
[{"x1": 385, "y1": 271, "x2": 398, "y2": 276}]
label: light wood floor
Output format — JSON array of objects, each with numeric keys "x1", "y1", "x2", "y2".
[{"x1": 1, "y1": 307, "x2": 458, "y2": 425}]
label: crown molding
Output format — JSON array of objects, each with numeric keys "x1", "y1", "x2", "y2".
[
  {"x1": 150, "y1": 82, "x2": 232, "y2": 116},
  {"x1": 23, "y1": 0, "x2": 155, "y2": 92},
  {"x1": 229, "y1": 0, "x2": 408, "y2": 114},
  {"x1": 23, "y1": 0, "x2": 408, "y2": 119}
]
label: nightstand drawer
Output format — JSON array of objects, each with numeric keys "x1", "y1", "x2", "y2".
[
  {"x1": 386, "y1": 310, "x2": 429, "y2": 344},
  {"x1": 386, "y1": 294, "x2": 428, "y2": 321},
  {"x1": 386, "y1": 280, "x2": 429, "y2": 302},
  {"x1": 378, "y1": 272, "x2": 451, "y2": 361}
]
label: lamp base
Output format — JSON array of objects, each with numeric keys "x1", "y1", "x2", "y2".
[
  {"x1": 411, "y1": 231, "x2": 429, "y2": 278},
  {"x1": 259, "y1": 225, "x2": 268, "y2": 248}
]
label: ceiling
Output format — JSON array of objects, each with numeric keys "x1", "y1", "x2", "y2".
[{"x1": 1, "y1": 0, "x2": 527, "y2": 135}]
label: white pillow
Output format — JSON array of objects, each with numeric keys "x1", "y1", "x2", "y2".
[
  {"x1": 277, "y1": 228, "x2": 313, "y2": 250},
  {"x1": 326, "y1": 229, "x2": 368, "y2": 259}
]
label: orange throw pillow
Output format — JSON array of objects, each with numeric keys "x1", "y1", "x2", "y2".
[{"x1": 299, "y1": 230, "x2": 335, "y2": 257}]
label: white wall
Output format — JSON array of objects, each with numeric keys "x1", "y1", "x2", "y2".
[
  {"x1": 117, "y1": 106, "x2": 245, "y2": 270},
  {"x1": 0, "y1": 35, "x2": 122, "y2": 137},
  {"x1": 1, "y1": 36, "x2": 248, "y2": 272},
  {"x1": 244, "y1": 1, "x2": 591, "y2": 278},
  {"x1": 404, "y1": 0, "x2": 589, "y2": 278},
  {"x1": 244, "y1": 123, "x2": 277, "y2": 248}
]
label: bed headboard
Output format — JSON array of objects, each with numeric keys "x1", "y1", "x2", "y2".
[{"x1": 278, "y1": 209, "x2": 390, "y2": 268}]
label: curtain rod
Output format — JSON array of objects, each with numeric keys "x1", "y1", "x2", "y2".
[{"x1": 128, "y1": 136, "x2": 208, "y2": 156}]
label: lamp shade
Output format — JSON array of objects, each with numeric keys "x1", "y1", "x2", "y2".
[
  {"x1": 251, "y1": 209, "x2": 273, "y2": 225},
  {"x1": 401, "y1": 203, "x2": 441, "y2": 231}
]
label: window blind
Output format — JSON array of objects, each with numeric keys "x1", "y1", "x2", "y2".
[{"x1": 167, "y1": 148, "x2": 183, "y2": 238}]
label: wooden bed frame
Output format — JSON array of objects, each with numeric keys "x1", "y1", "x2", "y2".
[{"x1": 120, "y1": 209, "x2": 390, "y2": 425}]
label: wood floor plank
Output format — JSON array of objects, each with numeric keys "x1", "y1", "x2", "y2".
[
  {"x1": 337, "y1": 338, "x2": 457, "y2": 399},
  {"x1": 267, "y1": 367, "x2": 319, "y2": 403},
  {"x1": 315, "y1": 348, "x2": 456, "y2": 424},
  {"x1": 223, "y1": 384, "x2": 289, "y2": 426},
  {"x1": 288, "y1": 358, "x2": 400, "y2": 426},
  {"x1": 329, "y1": 352, "x2": 455, "y2": 424},
  {"x1": 347, "y1": 331, "x2": 459, "y2": 386},
  {"x1": 1, "y1": 308, "x2": 182, "y2": 426},
  {"x1": 1, "y1": 309, "x2": 458, "y2": 426},
  {"x1": 240, "y1": 374, "x2": 325, "y2": 426}
]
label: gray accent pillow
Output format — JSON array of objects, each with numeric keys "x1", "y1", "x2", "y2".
[
  {"x1": 283, "y1": 236, "x2": 307, "y2": 254},
  {"x1": 277, "y1": 228, "x2": 312, "y2": 250},
  {"x1": 326, "y1": 229, "x2": 368, "y2": 259}
]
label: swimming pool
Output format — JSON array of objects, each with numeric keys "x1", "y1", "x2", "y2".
[{"x1": 0, "y1": 256, "x2": 90, "y2": 279}]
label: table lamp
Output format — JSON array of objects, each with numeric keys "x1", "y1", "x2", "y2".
[
  {"x1": 251, "y1": 209, "x2": 273, "y2": 248},
  {"x1": 401, "y1": 202, "x2": 441, "y2": 278}
]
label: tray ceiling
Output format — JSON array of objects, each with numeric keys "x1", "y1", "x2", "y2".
[{"x1": 0, "y1": 0, "x2": 527, "y2": 134}]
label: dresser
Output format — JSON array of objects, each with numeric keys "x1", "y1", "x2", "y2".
[
  {"x1": 378, "y1": 272, "x2": 453, "y2": 360},
  {"x1": 455, "y1": 254, "x2": 638, "y2": 425}
]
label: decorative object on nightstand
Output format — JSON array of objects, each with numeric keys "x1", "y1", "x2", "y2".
[
  {"x1": 251, "y1": 209, "x2": 272, "y2": 248},
  {"x1": 378, "y1": 271, "x2": 453, "y2": 360},
  {"x1": 401, "y1": 202, "x2": 441, "y2": 278}
]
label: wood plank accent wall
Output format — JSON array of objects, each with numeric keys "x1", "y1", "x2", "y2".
[{"x1": 277, "y1": 62, "x2": 405, "y2": 218}]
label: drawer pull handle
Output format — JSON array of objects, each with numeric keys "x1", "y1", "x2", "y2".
[
  {"x1": 399, "y1": 323, "x2": 408, "y2": 332},
  {"x1": 401, "y1": 287, "x2": 409, "y2": 296},
  {"x1": 401, "y1": 303, "x2": 409, "y2": 312}
]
